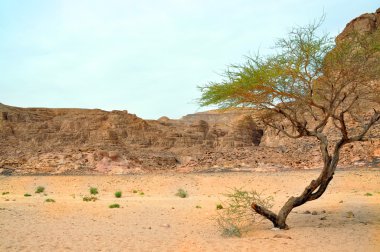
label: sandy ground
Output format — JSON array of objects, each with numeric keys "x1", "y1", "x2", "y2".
[{"x1": 0, "y1": 169, "x2": 379, "y2": 252}]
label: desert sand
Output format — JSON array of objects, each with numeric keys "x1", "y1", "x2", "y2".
[{"x1": 0, "y1": 169, "x2": 379, "y2": 252}]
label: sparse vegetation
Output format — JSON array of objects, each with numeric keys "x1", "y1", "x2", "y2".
[
  {"x1": 45, "y1": 198, "x2": 55, "y2": 203},
  {"x1": 115, "y1": 191, "x2": 122, "y2": 198},
  {"x1": 2, "y1": 192, "x2": 10, "y2": 195},
  {"x1": 222, "y1": 224, "x2": 242, "y2": 238},
  {"x1": 24, "y1": 193, "x2": 32, "y2": 197},
  {"x1": 35, "y1": 186, "x2": 45, "y2": 194},
  {"x1": 132, "y1": 189, "x2": 144, "y2": 195},
  {"x1": 175, "y1": 188, "x2": 188, "y2": 198},
  {"x1": 89, "y1": 187, "x2": 98, "y2": 195},
  {"x1": 216, "y1": 188, "x2": 273, "y2": 237},
  {"x1": 83, "y1": 196, "x2": 98, "y2": 202},
  {"x1": 364, "y1": 192, "x2": 373, "y2": 196},
  {"x1": 196, "y1": 205, "x2": 202, "y2": 209},
  {"x1": 109, "y1": 203, "x2": 120, "y2": 208}
]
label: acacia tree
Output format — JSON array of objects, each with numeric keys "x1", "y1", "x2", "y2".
[{"x1": 199, "y1": 22, "x2": 380, "y2": 229}]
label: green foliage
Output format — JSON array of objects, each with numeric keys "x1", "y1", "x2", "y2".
[
  {"x1": 109, "y1": 203, "x2": 120, "y2": 208},
  {"x1": 89, "y1": 187, "x2": 98, "y2": 195},
  {"x1": 24, "y1": 193, "x2": 32, "y2": 197},
  {"x1": 216, "y1": 188, "x2": 273, "y2": 237},
  {"x1": 45, "y1": 198, "x2": 55, "y2": 203},
  {"x1": 199, "y1": 21, "x2": 333, "y2": 109},
  {"x1": 364, "y1": 192, "x2": 373, "y2": 196},
  {"x1": 2, "y1": 192, "x2": 9, "y2": 195},
  {"x1": 83, "y1": 196, "x2": 98, "y2": 202},
  {"x1": 132, "y1": 189, "x2": 138, "y2": 193},
  {"x1": 216, "y1": 204, "x2": 224, "y2": 210},
  {"x1": 114, "y1": 191, "x2": 122, "y2": 198},
  {"x1": 35, "y1": 186, "x2": 45, "y2": 194},
  {"x1": 199, "y1": 20, "x2": 380, "y2": 141},
  {"x1": 196, "y1": 205, "x2": 202, "y2": 209},
  {"x1": 175, "y1": 188, "x2": 188, "y2": 198}
]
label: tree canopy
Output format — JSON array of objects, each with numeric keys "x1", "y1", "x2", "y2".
[
  {"x1": 200, "y1": 21, "x2": 380, "y2": 142},
  {"x1": 199, "y1": 21, "x2": 380, "y2": 229}
]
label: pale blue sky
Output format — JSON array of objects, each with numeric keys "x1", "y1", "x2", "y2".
[{"x1": 0, "y1": 1, "x2": 378, "y2": 119}]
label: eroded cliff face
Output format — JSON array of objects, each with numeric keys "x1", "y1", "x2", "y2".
[
  {"x1": 1, "y1": 9, "x2": 379, "y2": 174},
  {"x1": 0, "y1": 105, "x2": 269, "y2": 174},
  {"x1": 1, "y1": 101, "x2": 378, "y2": 175}
]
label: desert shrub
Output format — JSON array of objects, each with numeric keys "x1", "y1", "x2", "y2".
[
  {"x1": 115, "y1": 191, "x2": 122, "y2": 198},
  {"x1": 35, "y1": 186, "x2": 45, "y2": 193},
  {"x1": 83, "y1": 196, "x2": 98, "y2": 202},
  {"x1": 216, "y1": 188, "x2": 274, "y2": 237},
  {"x1": 216, "y1": 204, "x2": 224, "y2": 210},
  {"x1": 222, "y1": 224, "x2": 242, "y2": 237},
  {"x1": 175, "y1": 188, "x2": 188, "y2": 198},
  {"x1": 45, "y1": 198, "x2": 55, "y2": 203},
  {"x1": 364, "y1": 192, "x2": 373, "y2": 196},
  {"x1": 24, "y1": 193, "x2": 32, "y2": 197},
  {"x1": 2, "y1": 192, "x2": 10, "y2": 195},
  {"x1": 90, "y1": 187, "x2": 98, "y2": 195},
  {"x1": 109, "y1": 203, "x2": 120, "y2": 208},
  {"x1": 196, "y1": 205, "x2": 202, "y2": 209},
  {"x1": 132, "y1": 189, "x2": 144, "y2": 195}
]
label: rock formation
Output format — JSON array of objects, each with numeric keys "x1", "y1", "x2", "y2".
[{"x1": 0, "y1": 9, "x2": 379, "y2": 174}]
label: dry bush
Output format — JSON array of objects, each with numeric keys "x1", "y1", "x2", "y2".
[{"x1": 216, "y1": 188, "x2": 273, "y2": 237}]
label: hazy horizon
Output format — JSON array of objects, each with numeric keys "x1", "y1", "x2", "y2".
[{"x1": 1, "y1": 1, "x2": 378, "y2": 119}]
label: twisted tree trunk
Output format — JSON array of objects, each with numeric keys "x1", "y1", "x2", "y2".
[{"x1": 251, "y1": 137, "x2": 341, "y2": 229}]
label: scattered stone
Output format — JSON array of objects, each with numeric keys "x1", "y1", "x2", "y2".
[
  {"x1": 160, "y1": 224, "x2": 170, "y2": 228},
  {"x1": 271, "y1": 227, "x2": 280, "y2": 231},
  {"x1": 346, "y1": 211, "x2": 355, "y2": 218},
  {"x1": 339, "y1": 200, "x2": 343, "y2": 203},
  {"x1": 320, "y1": 216, "x2": 327, "y2": 220},
  {"x1": 321, "y1": 210, "x2": 326, "y2": 214},
  {"x1": 311, "y1": 211, "x2": 318, "y2": 215},
  {"x1": 273, "y1": 234, "x2": 292, "y2": 239},
  {"x1": 303, "y1": 210, "x2": 311, "y2": 214}
]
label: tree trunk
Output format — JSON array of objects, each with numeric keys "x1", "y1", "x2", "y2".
[{"x1": 252, "y1": 139, "x2": 341, "y2": 229}]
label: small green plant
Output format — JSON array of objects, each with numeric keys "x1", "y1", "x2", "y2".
[
  {"x1": 83, "y1": 196, "x2": 98, "y2": 202},
  {"x1": 89, "y1": 187, "x2": 98, "y2": 195},
  {"x1": 175, "y1": 188, "x2": 188, "y2": 198},
  {"x1": 45, "y1": 198, "x2": 55, "y2": 203},
  {"x1": 216, "y1": 188, "x2": 274, "y2": 237},
  {"x1": 114, "y1": 191, "x2": 122, "y2": 198},
  {"x1": 132, "y1": 189, "x2": 138, "y2": 193},
  {"x1": 109, "y1": 203, "x2": 120, "y2": 208},
  {"x1": 222, "y1": 224, "x2": 242, "y2": 237},
  {"x1": 196, "y1": 205, "x2": 202, "y2": 209},
  {"x1": 2, "y1": 192, "x2": 10, "y2": 195},
  {"x1": 364, "y1": 192, "x2": 373, "y2": 196},
  {"x1": 139, "y1": 191, "x2": 145, "y2": 196},
  {"x1": 35, "y1": 186, "x2": 45, "y2": 193},
  {"x1": 24, "y1": 193, "x2": 32, "y2": 197}
]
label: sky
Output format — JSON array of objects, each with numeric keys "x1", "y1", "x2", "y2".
[{"x1": 0, "y1": 1, "x2": 378, "y2": 119}]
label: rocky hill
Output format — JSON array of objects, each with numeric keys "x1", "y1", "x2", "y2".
[{"x1": 1, "y1": 9, "x2": 379, "y2": 175}]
